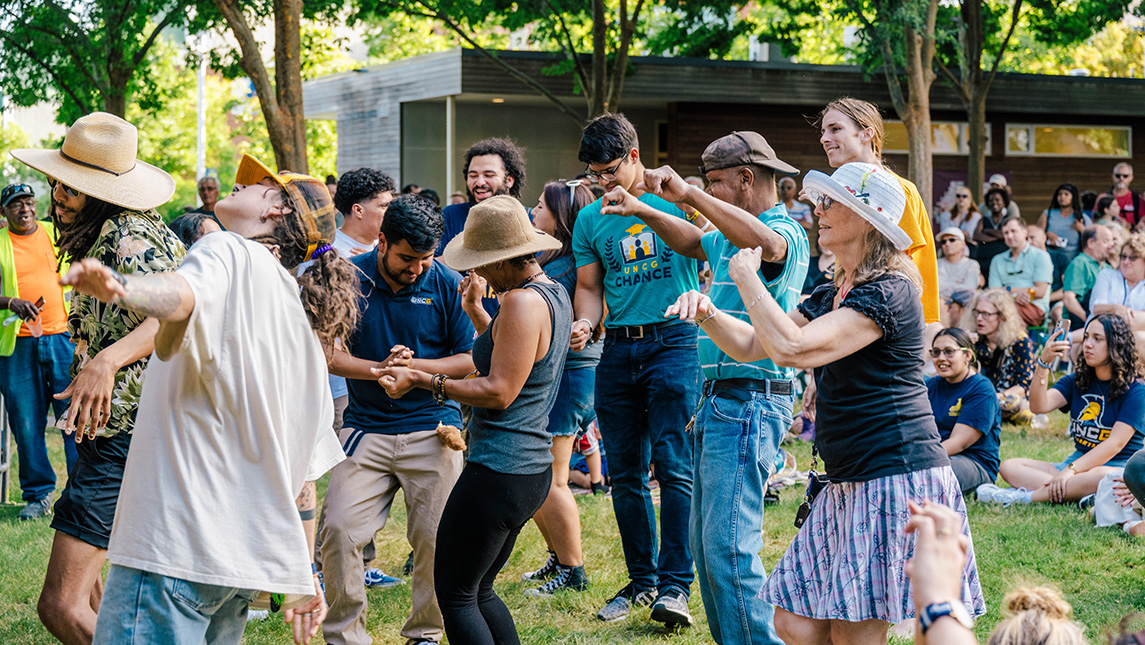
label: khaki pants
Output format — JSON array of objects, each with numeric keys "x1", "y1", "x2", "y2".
[{"x1": 320, "y1": 428, "x2": 462, "y2": 645}]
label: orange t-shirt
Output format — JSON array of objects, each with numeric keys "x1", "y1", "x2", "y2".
[
  {"x1": 11, "y1": 225, "x2": 68, "y2": 336},
  {"x1": 894, "y1": 174, "x2": 941, "y2": 324}
]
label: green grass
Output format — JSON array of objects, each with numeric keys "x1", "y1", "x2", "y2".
[{"x1": 4, "y1": 414, "x2": 1145, "y2": 643}]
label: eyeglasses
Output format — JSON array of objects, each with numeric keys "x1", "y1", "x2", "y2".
[
  {"x1": 973, "y1": 309, "x2": 1000, "y2": 318},
  {"x1": 48, "y1": 178, "x2": 80, "y2": 198},
  {"x1": 1121, "y1": 253, "x2": 1140, "y2": 262},
  {"x1": 816, "y1": 195, "x2": 835, "y2": 210},
  {"x1": 929, "y1": 347, "x2": 967, "y2": 358},
  {"x1": 583, "y1": 157, "x2": 627, "y2": 183},
  {"x1": 565, "y1": 179, "x2": 584, "y2": 205}
]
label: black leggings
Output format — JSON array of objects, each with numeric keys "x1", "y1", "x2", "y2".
[{"x1": 434, "y1": 462, "x2": 552, "y2": 645}]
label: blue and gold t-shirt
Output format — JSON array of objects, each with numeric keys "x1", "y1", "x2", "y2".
[
  {"x1": 926, "y1": 373, "x2": 1002, "y2": 478},
  {"x1": 572, "y1": 193, "x2": 699, "y2": 328},
  {"x1": 1053, "y1": 373, "x2": 1145, "y2": 462}
]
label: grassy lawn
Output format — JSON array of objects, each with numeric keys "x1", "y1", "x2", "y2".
[{"x1": 4, "y1": 412, "x2": 1145, "y2": 644}]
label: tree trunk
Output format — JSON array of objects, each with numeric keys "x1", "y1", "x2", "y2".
[
  {"x1": 965, "y1": 93, "x2": 987, "y2": 203},
  {"x1": 103, "y1": 87, "x2": 127, "y2": 117},
  {"x1": 591, "y1": 0, "x2": 607, "y2": 116},
  {"x1": 902, "y1": 17, "x2": 937, "y2": 208}
]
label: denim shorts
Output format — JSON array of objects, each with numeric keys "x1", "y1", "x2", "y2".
[
  {"x1": 1056, "y1": 449, "x2": 1131, "y2": 471},
  {"x1": 546, "y1": 367, "x2": 596, "y2": 438}
]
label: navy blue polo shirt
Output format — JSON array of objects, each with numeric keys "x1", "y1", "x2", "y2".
[
  {"x1": 343, "y1": 249, "x2": 476, "y2": 434},
  {"x1": 437, "y1": 201, "x2": 499, "y2": 316}
]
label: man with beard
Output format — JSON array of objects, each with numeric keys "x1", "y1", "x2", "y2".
[
  {"x1": 0, "y1": 183, "x2": 78, "y2": 520},
  {"x1": 321, "y1": 194, "x2": 475, "y2": 645},
  {"x1": 12, "y1": 112, "x2": 185, "y2": 645},
  {"x1": 437, "y1": 138, "x2": 526, "y2": 316}
]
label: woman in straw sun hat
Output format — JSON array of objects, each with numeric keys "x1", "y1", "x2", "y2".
[
  {"x1": 375, "y1": 194, "x2": 572, "y2": 645},
  {"x1": 667, "y1": 162, "x2": 985, "y2": 643},
  {"x1": 10, "y1": 111, "x2": 187, "y2": 644},
  {"x1": 61, "y1": 152, "x2": 361, "y2": 644}
]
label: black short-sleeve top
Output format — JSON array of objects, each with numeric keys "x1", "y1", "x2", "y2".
[{"x1": 797, "y1": 274, "x2": 949, "y2": 482}]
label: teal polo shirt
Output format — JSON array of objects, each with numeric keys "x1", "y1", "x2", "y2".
[
  {"x1": 698, "y1": 204, "x2": 809, "y2": 382},
  {"x1": 988, "y1": 244, "x2": 1054, "y2": 313},
  {"x1": 342, "y1": 250, "x2": 475, "y2": 436},
  {"x1": 1063, "y1": 252, "x2": 1111, "y2": 299},
  {"x1": 572, "y1": 193, "x2": 699, "y2": 327}
]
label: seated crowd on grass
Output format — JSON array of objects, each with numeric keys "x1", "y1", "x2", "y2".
[{"x1": 4, "y1": 97, "x2": 1145, "y2": 645}]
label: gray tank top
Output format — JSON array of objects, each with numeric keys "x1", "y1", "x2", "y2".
[{"x1": 467, "y1": 280, "x2": 572, "y2": 475}]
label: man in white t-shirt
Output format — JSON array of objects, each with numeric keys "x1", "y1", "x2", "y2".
[{"x1": 64, "y1": 154, "x2": 353, "y2": 645}]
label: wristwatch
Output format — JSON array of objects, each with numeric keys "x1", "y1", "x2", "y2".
[{"x1": 920, "y1": 600, "x2": 974, "y2": 634}]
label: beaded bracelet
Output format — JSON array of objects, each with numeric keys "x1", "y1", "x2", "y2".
[
  {"x1": 745, "y1": 291, "x2": 768, "y2": 311},
  {"x1": 1035, "y1": 358, "x2": 1053, "y2": 370}
]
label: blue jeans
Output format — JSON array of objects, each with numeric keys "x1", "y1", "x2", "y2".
[
  {"x1": 691, "y1": 381, "x2": 791, "y2": 645},
  {"x1": 93, "y1": 565, "x2": 258, "y2": 645},
  {"x1": 595, "y1": 322, "x2": 700, "y2": 595},
  {"x1": 0, "y1": 333, "x2": 78, "y2": 501},
  {"x1": 546, "y1": 366, "x2": 597, "y2": 437}
]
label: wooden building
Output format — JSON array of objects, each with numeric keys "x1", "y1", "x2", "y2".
[{"x1": 304, "y1": 47, "x2": 1145, "y2": 219}]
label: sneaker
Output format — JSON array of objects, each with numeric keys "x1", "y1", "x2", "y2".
[
  {"x1": 1078, "y1": 493, "x2": 1097, "y2": 511},
  {"x1": 525, "y1": 564, "x2": 587, "y2": 597},
  {"x1": 650, "y1": 588, "x2": 693, "y2": 627},
  {"x1": 403, "y1": 551, "x2": 414, "y2": 576},
  {"x1": 247, "y1": 609, "x2": 270, "y2": 621},
  {"x1": 364, "y1": 567, "x2": 405, "y2": 588},
  {"x1": 596, "y1": 583, "x2": 657, "y2": 622},
  {"x1": 406, "y1": 640, "x2": 437, "y2": 645},
  {"x1": 591, "y1": 481, "x2": 610, "y2": 495},
  {"x1": 18, "y1": 497, "x2": 52, "y2": 520},
  {"x1": 522, "y1": 551, "x2": 558, "y2": 582},
  {"x1": 976, "y1": 483, "x2": 1030, "y2": 507}
]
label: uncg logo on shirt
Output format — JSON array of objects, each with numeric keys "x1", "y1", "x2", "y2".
[
  {"x1": 410, "y1": 296, "x2": 433, "y2": 305},
  {"x1": 619, "y1": 224, "x2": 657, "y2": 265},
  {"x1": 1071, "y1": 394, "x2": 1112, "y2": 447},
  {"x1": 947, "y1": 398, "x2": 963, "y2": 417}
]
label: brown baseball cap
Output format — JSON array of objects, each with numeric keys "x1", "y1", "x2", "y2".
[{"x1": 699, "y1": 131, "x2": 798, "y2": 176}]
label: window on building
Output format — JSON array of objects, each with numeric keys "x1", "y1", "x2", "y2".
[
  {"x1": 884, "y1": 121, "x2": 990, "y2": 156},
  {"x1": 1005, "y1": 124, "x2": 1131, "y2": 158}
]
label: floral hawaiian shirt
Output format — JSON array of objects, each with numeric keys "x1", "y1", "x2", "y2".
[{"x1": 68, "y1": 209, "x2": 185, "y2": 437}]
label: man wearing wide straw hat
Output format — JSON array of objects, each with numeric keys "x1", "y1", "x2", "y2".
[{"x1": 11, "y1": 111, "x2": 186, "y2": 645}]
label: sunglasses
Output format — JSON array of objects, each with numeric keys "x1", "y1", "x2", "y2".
[
  {"x1": 565, "y1": 179, "x2": 584, "y2": 205},
  {"x1": 956, "y1": 194, "x2": 971, "y2": 199},
  {"x1": 816, "y1": 195, "x2": 835, "y2": 210},
  {"x1": 941, "y1": 237, "x2": 961, "y2": 244},
  {"x1": 1116, "y1": 173, "x2": 1131, "y2": 179},
  {"x1": 929, "y1": 347, "x2": 967, "y2": 358},
  {"x1": 48, "y1": 178, "x2": 80, "y2": 198},
  {"x1": 1122, "y1": 253, "x2": 1141, "y2": 262}
]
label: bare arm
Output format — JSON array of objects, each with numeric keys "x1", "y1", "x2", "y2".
[
  {"x1": 376, "y1": 289, "x2": 548, "y2": 410},
  {"x1": 60, "y1": 257, "x2": 195, "y2": 322},
  {"x1": 285, "y1": 479, "x2": 327, "y2": 644},
  {"x1": 1029, "y1": 336, "x2": 1070, "y2": 414},
  {"x1": 1062, "y1": 291, "x2": 1087, "y2": 322},
  {"x1": 459, "y1": 271, "x2": 493, "y2": 334},
  {"x1": 56, "y1": 317, "x2": 160, "y2": 439},
  {"x1": 571, "y1": 262, "x2": 605, "y2": 351},
  {"x1": 942, "y1": 423, "x2": 985, "y2": 456},
  {"x1": 1070, "y1": 422, "x2": 1137, "y2": 471}
]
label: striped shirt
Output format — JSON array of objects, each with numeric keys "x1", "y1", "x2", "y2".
[{"x1": 698, "y1": 204, "x2": 809, "y2": 381}]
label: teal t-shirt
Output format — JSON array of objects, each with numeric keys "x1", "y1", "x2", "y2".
[
  {"x1": 698, "y1": 204, "x2": 809, "y2": 381},
  {"x1": 572, "y1": 193, "x2": 700, "y2": 327}
]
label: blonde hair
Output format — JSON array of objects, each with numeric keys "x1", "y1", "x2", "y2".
[
  {"x1": 963, "y1": 288, "x2": 1027, "y2": 349},
  {"x1": 1121, "y1": 232, "x2": 1145, "y2": 264},
  {"x1": 987, "y1": 587, "x2": 1085, "y2": 645},
  {"x1": 818, "y1": 97, "x2": 886, "y2": 161},
  {"x1": 833, "y1": 227, "x2": 922, "y2": 294}
]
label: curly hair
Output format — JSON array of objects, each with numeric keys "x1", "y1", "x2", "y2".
[
  {"x1": 833, "y1": 227, "x2": 921, "y2": 294},
  {"x1": 252, "y1": 188, "x2": 362, "y2": 352},
  {"x1": 1120, "y1": 233, "x2": 1145, "y2": 267},
  {"x1": 1077, "y1": 313, "x2": 1141, "y2": 401},
  {"x1": 987, "y1": 586, "x2": 1084, "y2": 645},
  {"x1": 985, "y1": 187, "x2": 1011, "y2": 210},
  {"x1": 52, "y1": 196, "x2": 129, "y2": 265},
  {"x1": 333, "y1": 168, "x2": 396, "y2": 215},
  {"x1": 464, "y1": 138, "x2": 526, "y2": 199},
  {"x1": 963, "y1": 288, "x2": 1027, "y2": 350}
]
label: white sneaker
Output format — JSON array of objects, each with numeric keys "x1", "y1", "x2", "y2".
[{"x1": 976, "y1": 483, "x2": 1030, "y2": 507}]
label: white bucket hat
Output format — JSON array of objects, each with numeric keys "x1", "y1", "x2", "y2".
[
  {"x1": 11, "y1": 112, "x2": 175, "y2": 211},
  {"x1": 802, "y1": 162, "x2": 912, "y2": 250}
]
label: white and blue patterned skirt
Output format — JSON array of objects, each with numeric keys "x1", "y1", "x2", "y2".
[{"x1": 761, "y1": 466, "x2": 986, "y2": 623}]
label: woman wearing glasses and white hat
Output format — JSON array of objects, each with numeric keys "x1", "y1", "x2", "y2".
[
  {"x1": 667, "y1": 162, "x2": 985, "y2": 643},
  {"x1": 376, "y1": 194, "x2": 572, "y2": 645}
]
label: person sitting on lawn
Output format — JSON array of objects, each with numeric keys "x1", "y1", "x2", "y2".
[
  {"x1": 964, "y1": 288, "x2": 1037, "y2": 424},
  {"x1": 926, "y1": 328, "x2": 1002, "y2": 495},
  {"x1": 978, "y1": 313, "x2": 1145, "y2": 506}
]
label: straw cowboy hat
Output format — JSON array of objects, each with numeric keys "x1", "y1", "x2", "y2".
[
  {"x1": 441, "y1": 195, "x2": 560, "y2": 272},
  {"x1": 11, "y1": 112, "x2": 175, "y2": 211},
  {"x1": 801, "y1": 162, "x2": 912, "y2": 250}
]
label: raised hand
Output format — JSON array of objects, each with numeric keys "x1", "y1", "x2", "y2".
[
  {"x1": 59, "y1": 258, "x2": 127, "y2": 303},
  {"x1": 599, "y1": 186, "x2": 645, "y2": 217},
  {"x1": 639, "y1": 165, "x2": 693, "y2": 204},
  {"x1": 728, "y1": 246, "x2": 764, "y2": 284},
  {"x1": 459, "y1": 271, "x2": 487, "y2": 311}
]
